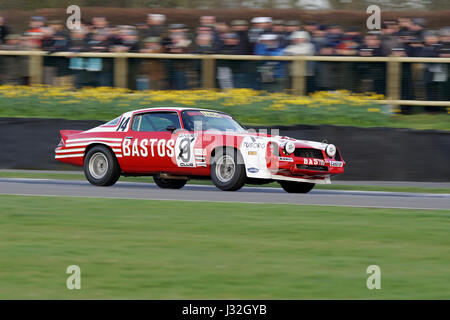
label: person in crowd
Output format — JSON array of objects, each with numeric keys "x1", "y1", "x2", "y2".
[
  {"x1": 167, "y1": 32, "x2": 192, "y2": 90},
  {"x1": 145, "y1": 14, "x2": 166, "y2": 39},
  {"x1": 380, "y1": 21, "x2": 401, "y2": 56},
  {"x1": 439, "y1": 27, "x2": 450, "y2": 102},
  {"x1": 358, "y1": 32, "x2": 385, "y2": 94},
  {"x1": 41, "y1": 20, "x2": 70, "y2": 86},
  {"x1": 0, "y1": 16, "x2": 10, "y2": 44},
  {"x1": 25, "y1": 16, "x2": 46, "y2": 48},
  {"x1": 248, "y1": 17, "x2": 272, "y2": 47},
  {"x1": 67, "y1": 28, "x2": 89, "y2": 88},
  {"x1": 230, "y1": 20, "x2": 251, "y2": 55},
  {"x1": 254, "y1": 34, "x2": 287, "y2": 92},
  {"x1": 217, "y1": 32, "x2": 247, "y2": 89},
  {"x1": 284, "y1": 31, "x2": 316, "y2": 93},
  {"x1": 87, "y1": 31, "x2": 114, "y2": 87},
  {"x1": 325, "y1": 25, "x2": 344, "y2": 49},
  {"x1": 284, "y1": 20, "x2": 301, "y2": 40},
  {"x1": 0, "y1": 34, "x2": 28, "y2": 85},
  {"x1": 138, "y1": 37, "x2": 166, "y2": 90},
  {"x1": 304, "y1": 21, "x2": 318, "y2": 38},
  {"x1": 271, "y1": 20, "x2": 288, "y2": 48},
  {"x1": 421, "y1": 30, "x2": 446, "y2": 111}
]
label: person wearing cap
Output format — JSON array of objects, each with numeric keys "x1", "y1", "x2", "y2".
[{"x1": 249, "y1": 17, "x2": 273, "y2": 45}]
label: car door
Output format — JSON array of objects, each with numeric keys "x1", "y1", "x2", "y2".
[{"x1": 122, "y1": 111, "x2": 181, "y2": 173}]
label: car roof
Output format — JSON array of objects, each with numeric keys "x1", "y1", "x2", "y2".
[{"x1": 128, "y1": 107, "x2": 221, "y2": 114}]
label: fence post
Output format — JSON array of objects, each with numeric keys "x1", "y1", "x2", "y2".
[
  {"x1": 387, "y1": 59, "x2": 401, "y2": 100},
  {"x1": 202, "y1": 57, "x2": 216, "y2": 89},
  {"x1": 114, "y1": 56, "x2": 128, "y2": 88},
  {"x1": 291, "y1": 59, "x2": 306, "y2": 95},
  {"x1": 29, "y1": 54, "x2": 43, "y2": 85}
]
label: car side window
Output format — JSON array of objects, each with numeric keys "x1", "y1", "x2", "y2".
[{"x1": 132, "y1": 112, "x2": 181, "y2": 132}]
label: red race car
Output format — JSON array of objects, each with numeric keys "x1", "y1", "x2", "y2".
[{"x1": 55, "y1": 108, "x2": 345, "y2": 193}]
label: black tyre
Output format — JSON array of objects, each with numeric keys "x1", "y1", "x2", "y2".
[
  {"x1": 210, "y1": 148, "x2": 246, "y2": 191},
  {"x1": 153, "y1": 175, "x2": 187, "y2": 189},
  {"x1": 84, "y1": 145, "x2": 121, "y2": 186},
  {"x1": 279, "y1": 181, "x2": 315, "y2": 193}
]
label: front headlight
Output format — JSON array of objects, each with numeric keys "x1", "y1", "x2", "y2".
[
  {"x1": 326, "y1": 144, "x2": 336, "y2": 158},
  {"x1": 284, "y1": 141, "x2": 296, "y2": 155}
]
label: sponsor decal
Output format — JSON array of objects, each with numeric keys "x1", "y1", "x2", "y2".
[
  {"x1": 329, "y1": 161, "x2": 344, "y2": 168},
  {"x1": 248, "y1": 151, "x2": 257, "y2": 156},
  {"x1": 194, "y1": 148, "x2": 207, "y2": 156},
  {"x1": 278, "y1": 157, "x2": 294, "y2": 162},
  {"x1": 200, "y1": 111, "x2": 221, "y2": 118},
  {"x1": 247, "y1": 167, "x2": 259, "y2": 173},
  {"x1": 175, "y1": 133, "x2": 198, "y2": 168},
  {"x1": 122, "y1": 138, "x2": 175, "y2": 158},
  {"x1": 243, "y1": 142, "x2": 266, "y2": 149},
  {"x1": 303, "y1": 158, "x2": 325, "y2": 166}
]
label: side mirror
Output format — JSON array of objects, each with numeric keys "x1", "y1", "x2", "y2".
[{"x1": 166, "y1": 125, "x2": 177, "y2": 133}]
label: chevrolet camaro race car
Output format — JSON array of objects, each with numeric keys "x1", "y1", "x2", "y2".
[{"x1": 55, "y1": 107, "x2": 345, "y2": 193}]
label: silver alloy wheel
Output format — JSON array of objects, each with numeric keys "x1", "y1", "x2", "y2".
[
  {"x1": 89, "y1": 152, "x2": 109, "y2": 179},
  {"x1": 215, "y1": 154, "x2": 236, "y2": 183}
]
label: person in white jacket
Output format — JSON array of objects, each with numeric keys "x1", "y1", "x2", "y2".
[{"x1": 284, "y1": 31, "x2": 316, "y2": 93}]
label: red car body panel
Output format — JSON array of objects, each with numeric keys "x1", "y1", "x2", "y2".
[{"x1": 55, "y1": 108, "x2": 345, "y2": 184}]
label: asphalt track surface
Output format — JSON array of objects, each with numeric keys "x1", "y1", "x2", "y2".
[{"x1": 0, "y1": 178, "x2": 449, "y2": 210}]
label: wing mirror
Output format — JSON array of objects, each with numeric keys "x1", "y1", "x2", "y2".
[{"x1": 166, "y1": 125, "x2": 177, "y2": 133}]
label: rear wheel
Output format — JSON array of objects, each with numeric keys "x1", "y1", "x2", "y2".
[
  {"x1": 279, "y1": 181, "x2": 315, "y2": 193},
  {"x1": 84, "y1": 145, "x2": 121, "y2": 186},
  {"x1": 153, "y1": 175, "x2": 187, "y2": 189},
  {"x1": 211, "y1": 148, "x2": 246, "y2": 191}
]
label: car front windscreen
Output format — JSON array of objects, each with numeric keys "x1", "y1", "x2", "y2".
[{"x1": 181, "y1": 110, "x2": 246, "y2": 133}]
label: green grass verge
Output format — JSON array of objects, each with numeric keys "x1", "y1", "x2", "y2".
[
  {"x1": 0, "y1": 195, "x2": 449, "y2": 299},
  {"x1": 0, "y1": 171, "x2": 449, "y2": 194},
  {"x1": 0, "y1": 88, "x2": 448, "y2": 130}
]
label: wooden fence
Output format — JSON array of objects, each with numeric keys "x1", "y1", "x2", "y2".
[{"x1": 1, "y1": 50, "x2": 449, "y2": 106}]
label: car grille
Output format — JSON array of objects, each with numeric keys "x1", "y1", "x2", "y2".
[
  {"x1": 293, "y1": 148, "x2": 324, "y2": 159},
  {"x1": 296, "y1": 165, "x2": 328, "y2": 172}
]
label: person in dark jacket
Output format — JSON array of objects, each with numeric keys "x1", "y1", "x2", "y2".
[
  {"x1": 420, "y1": 30, "x2": 446, "y2": 112},
  {"x1": 0, "y1": 16, "x2": 10, "y2": 44}
]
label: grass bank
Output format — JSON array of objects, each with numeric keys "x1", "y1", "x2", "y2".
[
  {"x1": 0, "y1": 195, "x2": 449, "y2": 299},
  {"x1": 0, "y1": 86, "x2": 448, "y2": 131}
]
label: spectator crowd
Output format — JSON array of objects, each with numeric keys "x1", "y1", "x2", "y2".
[{"x1": 0, "y1": 14, "x2": 448, "y2": 108}]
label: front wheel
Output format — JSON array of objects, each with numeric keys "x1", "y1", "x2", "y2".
[
  {"x1": 279, "y1": 181, "x2": 315, "y2": 193},
  {"x1": 84, "y1": 145, "x2": 121, "y2": 186},
  {"x1": 153, "y1": 175, "x2": 187, "y2": 189},
  {"x1": 211, "y1": 148, "x2": 246, "y2": 191}
]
